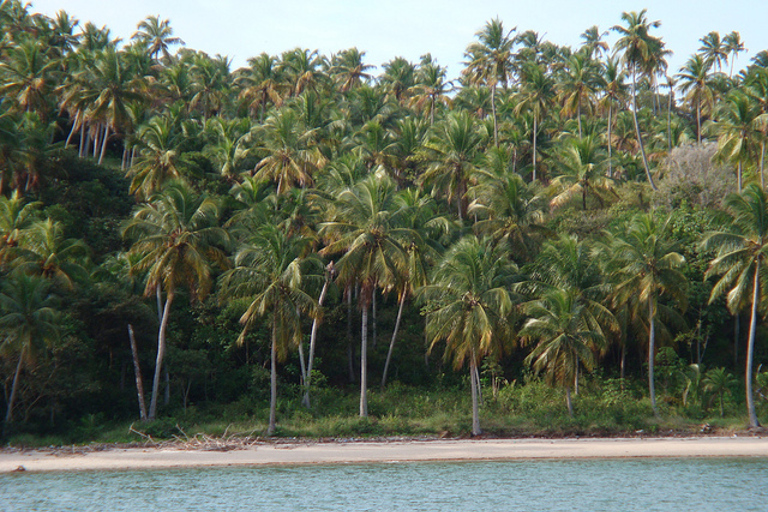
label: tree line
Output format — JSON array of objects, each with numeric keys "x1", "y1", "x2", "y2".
[{"x1": 1, "y1": 0, "x2": 767, "y2": 437}]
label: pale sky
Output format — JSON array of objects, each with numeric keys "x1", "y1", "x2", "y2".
[{"x1": 29, "y1": 0, "x2": 768, "y2": 80}]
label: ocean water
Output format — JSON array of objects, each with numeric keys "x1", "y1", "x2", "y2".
[{"x1": 2, "y1": 458, "x2": 767, "y2": 511}]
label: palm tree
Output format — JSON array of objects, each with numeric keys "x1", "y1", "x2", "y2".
[
  {"x1": 419, "y1": 111, "x2": 484, "y2": 221},
  {"x1": 0, "y1": 39, "x2": 58, "y2": 118},
  {"x1": 131, "y1": 15, "x2": 184, "y2": 62},
  {"x1": 612, "y1": 9, "x2": 664, "y2": 190},
  {"x1": 701, "y1": 184, "x2": 768, "y2": 427},
  {"x1": 608, "y1": 212, "x2": 688, "y2": 415},
  {"x1": 520, "y1": 288, "x2": 607, "y2": 416},
  {"x1": 0, "y1": 191, "x2": 40, "y2": 267},
  {"x1": 319, "y1": 173, "x2": 411, "y2": 416},
  {"x1": 236, "y1": 53, "x2": 284, "y2": 122},
  {"x1": 744, "y1": 67, "x2": 768, "y2": 187},
  {"x1": 419, "y1": 235, "x2": 518, "y2": 435},
  {"x1": 699, "y1": 31, "x2": 728, "y2": 74},
  {"x1": 410, "y1": 55, "x2": 453, "y2": 125},
  {"x1": 723, "y1": 31, "x2": 746, "y2": 78},
  {"x1": 128, "y1": 115, "x2": 186, "y2": 199},
  {"x1": 558, "y1": 53, "x2": 601, "y2": 138},
  {"x1": 549, "y1": 135, "x2": 616, "y2": 211},
  {"x1": 599, "y1": 57, "x2": 628, "y2": 178},
  {"x1": 253, "y1": 108, "x2": 327, "y2": 195},
  {"x1": 677, "y1": 54, "x2": 715, "y2": 145},
  {"x1": 514, "y1": 62, "x2": 556, "y2": 182},
  {"x1": 711, "y1": 90, "x2": 764, "y2": 191},
  {"x1": 222, "y1": 224, "x2": 316, "y2": 434},
  {"x1": 0, "y1": 273, "x2": 59, "y2": 423},
  {"x1": 328, "y1": 47, "x2": 373, "y2": 93},
  {"x1": 463, "y1": 18, "x2": 516, "y2": 146},
  {"x1": 703, "y1": 367, "x2": 736, "y2": 417},
  {"x1": 122, "y1": 181, "x2": 229, "y2": 419},
  {"x1": 580, "y1": 26, "x2": 609, "y2": 60},
  {"x1": 380, "y1": 57, "x2": 416, "y2": 105}
]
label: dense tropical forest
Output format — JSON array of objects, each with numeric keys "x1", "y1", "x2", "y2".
[{"x1": 1, "y1": 0, "x2": 768, "y2": 442}]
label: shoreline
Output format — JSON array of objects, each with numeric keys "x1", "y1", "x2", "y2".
[{"x1": 2, "y1": 436, "x2": 768, "y2": 473}]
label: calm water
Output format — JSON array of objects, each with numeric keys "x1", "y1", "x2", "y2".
[{"x1": 2, "y1": 458, "x2": 767, "y2": 511}]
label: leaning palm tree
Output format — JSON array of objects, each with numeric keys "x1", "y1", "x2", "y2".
[
  {"x1": 418, "y1": 235, "x2": 518, "y2": 435},
  {"x1": 520, "y1": 288, "x2": 607, "y2": 416},
  {"x1": 612, "y1": 9, "x2": 664, "y2": 190},
  {"x1": 701, "y1": 184, "x2": 768, "y2": 427},
  {"x1": 608, "y1": 212, "x2": 688, "y2": 415},
  {"x1": 122, "y1": 181, "x2": 229, "y2": 419},
  {"x1": 0, "y1": 272, "x2": 59, "y2": 423},
  {"x1": 222, "y1": 224, "x2": 316, "y2": 434}
]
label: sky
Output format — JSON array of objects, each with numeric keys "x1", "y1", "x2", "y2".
[{"x1": 28, "y1": 0, "x2": 768, "y2": 80}]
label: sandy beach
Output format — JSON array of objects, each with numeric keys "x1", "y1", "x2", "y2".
[{"x1": 1, "y1": 436, "x2": 767, "y2": 473}]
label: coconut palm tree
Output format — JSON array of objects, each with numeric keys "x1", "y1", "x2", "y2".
[
  {"x1": 558, "y1": 53, "x2": 602, "y2": 138},
  {"x1": 463, "y1": 18, "x2": 516, "y2": 147},
  {"x1": 549, "y1": 135, "x2": 616, "y2": 211},
  {"x1": 612, "y1": 9, "x2": 664, "y2": 190},
  {"x1": 128, "y1": 115, "x2": 187, "y2": 199},
  {"x1": 410, "y1": 55, "x2": 453, "y2": 126},
  {"x1": 236, "y1": 53, "x2": 284, "y2": 122},
  {"x1": 520, "y1": 288, "x2": 607, "y2": 416},
  {"x1": 380, "y1": 57, "x2": 416, "y2": 106},
  {"x1": 0, "y1": 39, "x2": 58, "y2": 118},
  {"x1": 419, "y1": 235, "x2": 518, "y2": 435},
  {"x1": 131, "y1": 15, "x2": 184, "y2": 63},
  {"x1": 699, "y1": 31, "x2": 728, "y2": 74},
  {"x1": 677, "y1": 54, "x2": 715, "y2": 145},
  {"x1": 608, "y1": 212, "x2": 688, "y2": 415},
  {"x1": 599, "y1": 57, "x2": 628, "y2": 178},
  {"x1": 514, "y1": 61, "x2": 556, "y2": 182},
  {"x1": 723, "y1": 31, "x2": 746, "y2": 78},
  {"x1": 701, "y1": 184, "x2": 768, "y2": 427},
  {"x1": 419, "y1": 111, "x2": 484, "y2": 221},
  {"x1": 703, "y1": 367, "x2": 736, "y2": 417},
  {"x1": 222, "y1": 223, "x2": 316, "y2": 434},
  {"x1": 319, "y1": 173, "x2": 411, "y2": 416},
  {"x1": 711, "y1": 90, "x2": 764, "y2": 191},
  {"x1": 328, "y1": 47, "x2": 373, "y2": 93},
  {"x1": 122, "y1": 181, "x2": 229, "y2": 419},
  {"x1": 0, "y1": 272, "x2": 59, "y2": 423}
]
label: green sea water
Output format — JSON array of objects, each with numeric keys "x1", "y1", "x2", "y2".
[{"x1": 2, "y1": 458, "x2": 767, "y2": 511}]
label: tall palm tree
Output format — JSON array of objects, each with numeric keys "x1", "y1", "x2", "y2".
[
  {"x1": 328, "y1": 47, "x2": 373, "y2": 93},
  {"x1": 608, "y1": 212, "x2": 688, "y2": 415},
  {"x1": 701, "y1": 184, "x2": 768, "y2": 427},
  {"x1": 677, "y1": 54, "x2": 715, "y2": 145},
  {"x1": 131, "y1": 15, "x2": 184, "y2": 63},
  {"x1": 236, "y1": 53, "x2": 284, "y2": 122},
  {"x1": 419, "y1": 111, "x2": 484, "y2": 221},
  {"x1": 723, "y1": 31, "x2": 746, "y2": 78},
  {"x1": 698, "y1": 31, "x2": 728, "y2": 74},
  {"x1": 222, "y1": 224, "x2": 316, "y2": 434},
  {"x1": 252, "y1": 108, "x2": 327, "y2": 194},
  {"x1": 558, "y1": 53, "x2": 601, "y2": 138},
  {"x1": 122, "y1": 181, "x2": 229, "y2": 419},
  {"x1": 128, "y1": 115, "x2": 187, "y2": 200},
  {"x1": 0, "y1": 39, "x2": 58, "y2": 118},
  {"x1": 514, "y1": 62, "x2": 556, "y2": 182},
  {"x1": 0, "y1": 273, "x2": 59, "y2": 423},
  {"x1": 599, "y1": 57, "x2": 628, "y2": 178},
  {"x1": 744, "y1": 67, "x2": 768, "y2": 187},
  {"x1": 380, "y1": 57, "x2": 416, "y2": 106},
  {"x1": 410, "y1": 55, "x2": 453, "y2": 126},
  {"x1": 0, "y1": 191, "x2": 39, "y2": 267},
  {"x1": 520, "y1": 288, "x2": 607, "y2": 416},
  {"x1": 711, "y1": 90, "x2": 764, "y2": 191},
  {"x1": 612, "y1": 9, "x2": 664, "y2": 190},
  {"x1": 419, "y1": 235, "x2": 518, "y2": 435},
  {"x1": 462, "y1": 18, "x2": 516, "y2": 146},
  {"x1": 319, "y1": 173, "x2": 411, "y2": 416}
]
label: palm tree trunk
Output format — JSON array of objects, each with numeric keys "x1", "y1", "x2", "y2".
[
  {"x1": 470, "y1": 354, "x2": 481, "y2": 436},
  {"x1": 98, "y1": 124, "x2": 110, "y2": 165},
  {"x1": 303, "y1": 264, "x2": 333, "y2": 408},
  {"x1": 760, "y1": 141, "x2": 765, "y2": 189},
  {"x1": 648, "y1": 297, "x2": 658, "y2": 416},
  {"x1": 631, "y1": 68, "x2": 657, "y2": 191},
  {"x1": 4, "y1": 346, "x2": 25, "y2": 423},
  {"x1": 381, "y1": 292, "x2": 406, "y2": 389},
  {"x1": 78, "y1": 122, "x2": 86, "y2": 157},
  {"x1": 608, "y1": 101, "x2": 613, "y2": 178},
  {"x1": 128, "y1": 324, "x2": 148, "y2": 421},
  {"x1": 697, "y1": 103, "x2": 702, "y2": 144},
  {"x1": 577, "y1": 101, "x2": 582, "y2": 139},
  {"x1": 65, "y1": 112, "x2": 79, "y2": 149},
  {"x1": 738, "y1": 161, "x2": 743, "y2": 193},
  {"x1": 667, "y1": 91, "x2": 673, "y2": 153},
  {"x1": 347, "y1": 287, "x2": 355, "y2": 383},
  {"x1": 372, "y1": 290, "x2": 377, "y2": 348},
  {"x1": 360, "y1": 302, "x2": 369, "y2": 417},
  {"x1": 565, "y1": 386, "x2": 573, "y2": 417},
  {"x1": 532, "y1": 115, "x2": 538, "y2": 182},
  {"x1": 746, "y1": 259, "x2": 761, "y2": 427},
  {"x1": 149, "y1": 290, "x2": 174, "y2": 420},
  {"x1": 491, "y1": 83, "x2": 499, "y2": 147},
  {"x1": 268, "y1": 319, "x2": 278, "y2": 435}
]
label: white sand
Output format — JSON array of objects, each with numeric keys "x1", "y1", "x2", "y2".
[{"x1": 2, "y1": 437, "x2": 767, "y2": 473}]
